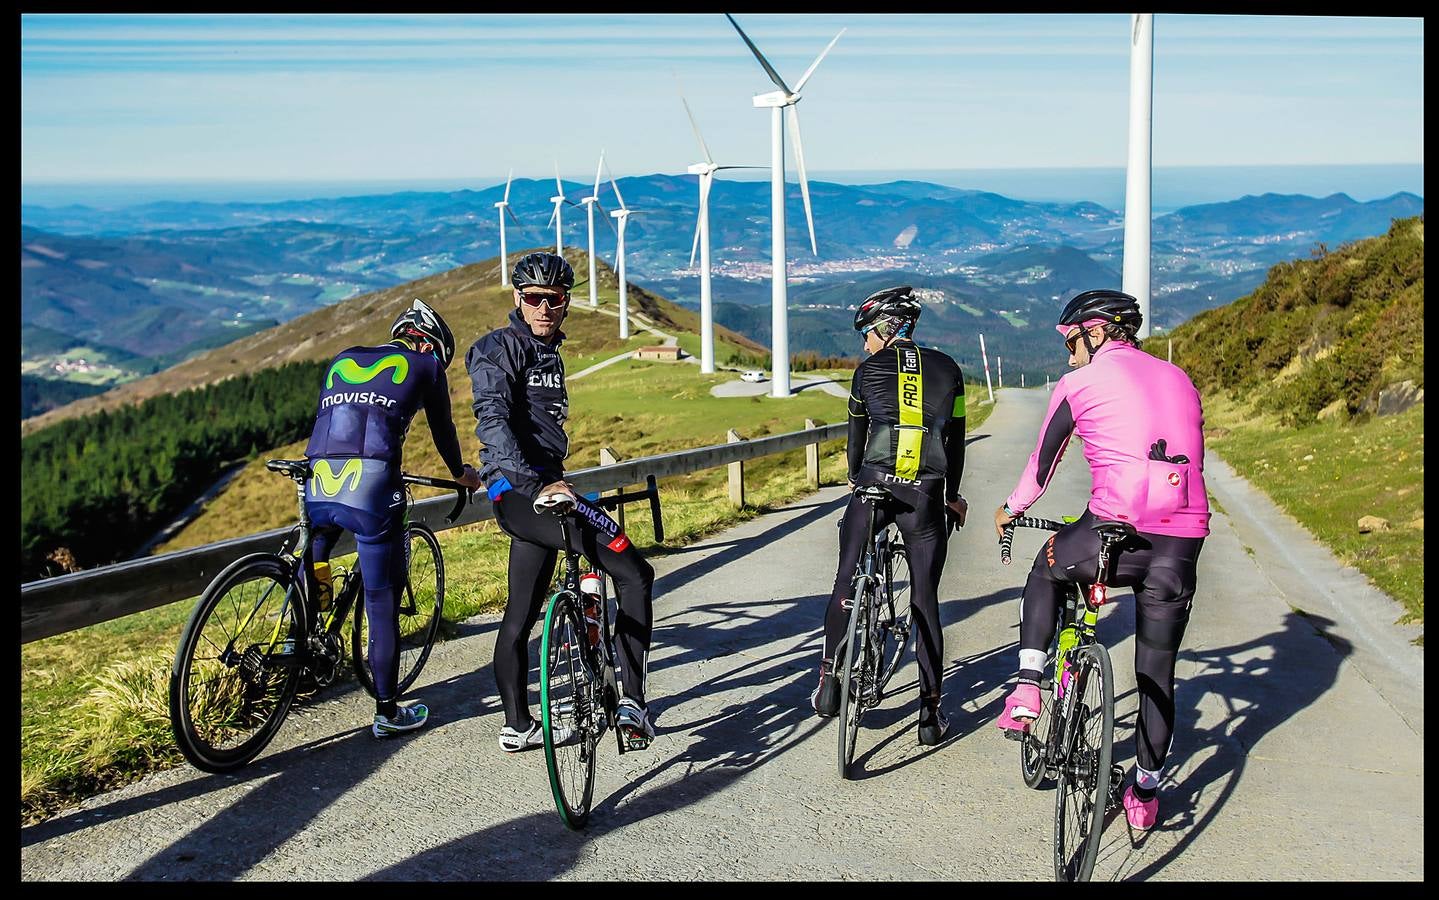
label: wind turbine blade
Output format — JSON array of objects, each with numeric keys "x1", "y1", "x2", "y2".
[
  {"x1": 787, "y1": 105, "x2": 818, "y2": 256},
  {"x1": 689, "y1": 173, "x2": 713, "y2": 268},
  {"x1": 597, "y1": 203, "x2": 619, "y2": 236},
  {"x1": 503, "y1": 168, "x2": 514, "y2": 204},
  {"x1": 794, "y1": 28, "x2": 845, "y2": 93},
  {"x1": 505, "y1": 205, "x2": 522, "y2": 227},
  {"x1": 725, "y1": 13, "x2": 791, "y2": 94},
  {"x1": 547, "y1": 203, "x2": 558, "y2": 229},
  {"x1": 714, "y1": 165, "x2": 767, "y2": 171},
  {"x1": 605, "y1": 160, "x2": 627, "y2": 210},
  {"x1": 677, "y1": 90, "x2": 714, "y2": 165},
  {"x1": 554, "y1": 160, "x2": 563, "y2": 196},
  {"x1": 593, "y1": 150, "x2": 605, "y2": 199}
]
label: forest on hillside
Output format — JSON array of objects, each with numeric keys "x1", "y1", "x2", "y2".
[{"x1": 21, "y1": 360, "x2": 329, "y2": 580}]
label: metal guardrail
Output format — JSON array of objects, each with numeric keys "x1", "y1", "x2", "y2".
[{"x1": 21, "y1": 422, "x2": 846, "y2": 643}]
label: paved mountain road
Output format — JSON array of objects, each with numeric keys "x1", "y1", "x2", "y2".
[{"x1": 21, "y1": 388, "x2": 1423, "y2": 881}]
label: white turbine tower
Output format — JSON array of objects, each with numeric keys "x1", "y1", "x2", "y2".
[
  {"x1": 726, "y1": 14, "x2": 844, "y2": 398},
  {"x1": 607, "y1": 162, "x2": 636, "y2": 341},
  {"x1": 579, "y1": 150, "x2": 618, "y2": 308},
  {"x1": 546, "y1": 161, "x2": 573, "y2": 257},
  {"x1": 494, "y1": 169, "x2": 521, "y2": 286},
  {"x1": 679, "y1": 85, "x2": 765, "y2": 374},
  {"x1": 1123, "y1": 13, "x2": 1154, "y2": 339}
]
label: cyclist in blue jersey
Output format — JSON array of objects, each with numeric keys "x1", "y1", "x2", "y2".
[{"x1": 305, "y1": 298, "x2": 482, "y2": 738}]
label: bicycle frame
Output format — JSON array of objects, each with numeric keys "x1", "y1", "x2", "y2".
[{"x1": 552, "y1": 513, "x2": 625, "y2": 753}]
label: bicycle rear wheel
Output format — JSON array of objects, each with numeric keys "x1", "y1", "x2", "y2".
[
  {"x1": 169, "y1": 554, "x2": 306, "y2": 773},
  {"x1": 837, "y1": 579, "x2": 875, "y2": 780},
  {"x1": 877, "y1": 541, "x2": 912, "y2": 695},
  {"x1": 353, "y1": 523, "x2": 445, "y2": 699},
  {"x1": 1053, "y1": 643, "x2": 1114, "y2": 882},
  {"x1": 540, "y1": 591, "x2": 599, "y2": 830}
]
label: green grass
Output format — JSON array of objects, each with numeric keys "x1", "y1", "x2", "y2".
[{"x1": 1204, "y1": 393, "x2": 1424, "y2": 627}]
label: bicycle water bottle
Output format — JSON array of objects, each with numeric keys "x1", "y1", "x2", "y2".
[
  {"x1": 579, "y1": 572, "x2": 602, "y2": 648},
  {"x1": 1056, "y1": 625, "x2": 1078, "y2": 698},
  {"x1": 313, "y1": 561, "x2": 334, "y2": 612}
]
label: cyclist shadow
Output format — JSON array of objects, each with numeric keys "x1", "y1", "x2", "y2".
[
  {"x1": 115, "y1": 669, "x2": 500, "y2": 881},
  {"x1": 845, "y1": 586, "x2": 1022, "y2": 780},
  {"x1": 1094, "y1": 610, "x2": 1351, "y2": 881},
  {"x1": 360, "y1": 652, "x2": 830, "y2": 880}
]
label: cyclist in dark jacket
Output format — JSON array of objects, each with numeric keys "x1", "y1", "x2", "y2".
[
  {"x1": 811, "y1": 286, "x2": 969, "y2": 747},
  {"x1": 305, "y1": 298, "x2": 481, "y2": 738},
  {"x1": 467, "y1": 251, "x2": 657, "y2": 754}
]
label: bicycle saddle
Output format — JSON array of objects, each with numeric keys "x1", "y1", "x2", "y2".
[
  {"x1": 1091, "y1": 520, "x2": 1137, "y2": 545},
  {"x1": 533, "y1": 492, "x2": 576, "y2": 515},
  {"x1": 855, "y1": 484, "x2": 895, "y2": 503},
  {"x1": 266, "y1": 459, "x2": 311, "y2": 481}
]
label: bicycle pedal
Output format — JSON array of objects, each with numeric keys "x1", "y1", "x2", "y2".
[{"x1": 1002, "y1": 728, "x2": 1025, "y2": 742}]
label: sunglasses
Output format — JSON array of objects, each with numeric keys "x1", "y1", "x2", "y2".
[
  {"x1": 1064, "y1": 329, "x2": 1087, "y2": 354},
  {"x1": 519, "y1": 290, "x2": 569, "y2": 310}
]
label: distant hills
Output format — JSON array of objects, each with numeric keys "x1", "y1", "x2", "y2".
[{"x1": 19, "y1": 176, "x2": 1422, "y2": 396}]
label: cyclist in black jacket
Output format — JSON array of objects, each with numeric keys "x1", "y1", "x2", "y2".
[
  {"x1": 467, "y1": 251, "x2": 657, "y2": 754},
  {"x1": 811, "y1": 286, "x2": 969, "y2": 746},
  {"x1": 305, "y1": 299, "x2": 481, "y2": 738}
]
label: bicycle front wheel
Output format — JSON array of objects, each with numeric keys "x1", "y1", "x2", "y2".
[
  {"x1": 837, "y1": 579, "x2": 875, "y2": 780},
  {"x1": 353, "y1": 523, "x2": 445, "y2": 699},
  {"x1": 169, "y1": 554, "x2": 306, "y2": 773},
  {"x1": 877, "y1": 541, "x2": 912, "y2": 694},
  {"x1": 1053, "y1": 643, "x2": 1115, "y2": 882},
  {"x1": 540, "y1": 592, "x2": 599, "y2": 830}
]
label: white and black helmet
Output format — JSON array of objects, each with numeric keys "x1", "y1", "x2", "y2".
[
  {"x1": 511, "y1": 251, "x2": 575, "y2": 292},
  {"x1": 391, "y1": 298, "x2": 456, "y2": 368},
  {"x1": 854, "y1": 285, "x2": 922, "y2": 338}
]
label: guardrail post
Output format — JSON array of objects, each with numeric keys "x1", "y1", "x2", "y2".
[
  {"x1": 727, "y1": 429, "x2": 745, "y2": 508},
  {"x1": 804, "y1": 418, "x2": 821, "y2": 489},
  {"x1": 600, "y1": 446, "x2": 624, "y2": 532}
]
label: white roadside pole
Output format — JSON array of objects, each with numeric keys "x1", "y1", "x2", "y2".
[
  {"x1": 998, "y1": 356, "x2": 1003, "y2": 389},
  {"x1": 1168, "y1": 337, "x2": 1173, "y2": 363},
  {"x1": 978, "y1": 333, "x2": 995, "y2": 403}
]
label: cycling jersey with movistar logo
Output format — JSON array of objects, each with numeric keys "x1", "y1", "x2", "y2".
[
  {"x1": 304, "y1": 344, "x2": 465, "y2": 478},
  {"x1": 306, "y1": 457, "x2": 404, "y2": 512},
  {"x1": 847, "y1": 339, "x2": 966, "y2": 500}
]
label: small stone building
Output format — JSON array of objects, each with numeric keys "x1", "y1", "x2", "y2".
[{"x1": 636, "y1": 345, "x2": 682, "y2": 361}]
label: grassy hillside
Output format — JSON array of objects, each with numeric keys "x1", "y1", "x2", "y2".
[
  {"x1": 21, "y1": 248, "x2": 765, "y2": 435},
  {"x1": 1148, "y1": 216, "x2": 1424, "y2": 627}
]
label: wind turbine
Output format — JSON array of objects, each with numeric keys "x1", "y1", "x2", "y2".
[
  {"x1": 726, "y1": 14, "x2": 844, "y2": 398},
  {"x1": 546, "y1": 161, "x2": 576, "y2": 257},
  {"x1": 494, "y1": 169, "x2": 521, "y2": 286},
  {"x1": 579, "y1": 150, "x2": 618, "y2": 308},
  {"x1": 1123, "y1": 13, "x2": 1154, "y2": 339},
  {"x1": 606, "y1": 161, "x2": 636, "y2": 340},
  {"x1": 678, "y1": 83, "x2": 765, "y2": 374}
]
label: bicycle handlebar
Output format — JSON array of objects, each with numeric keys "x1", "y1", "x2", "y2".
[
  {"x1": 998, "y1": 516, "x2": 1066, "y2": 566},
  {"x1": 591, "y1": 474, "x2": 665, "y2": 544},
  {"x1": 401, "y1": 473, "x2": 472, "y2": 525}
]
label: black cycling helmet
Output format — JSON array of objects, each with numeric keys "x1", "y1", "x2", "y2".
[
  {"x1": 391, "y1": 298, "x2": 456, "y2": 368},
  {"x1": 511, "y1": 251, "x2": 575, "y2": 292},
  {"x1": 1057, "y1": 289, "x2": 1142, "y2": 335},
  {"x1": 853, "y1": 285, "x2": 922, "y2": 337}
]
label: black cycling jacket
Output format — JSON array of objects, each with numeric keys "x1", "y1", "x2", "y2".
[
  {"x1": 466, "y1": 309, "x2": 570, "y2": 498},
  {"x1": 847, "y1": 339, "x2": 966, "y2": 501},
  {"x1": 304, "y1": 343, "x2": 465, "y2": 478}
]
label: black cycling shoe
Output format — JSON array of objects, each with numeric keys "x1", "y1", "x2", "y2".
[
  {"x1": 811, "y1": 658, "x2": 839, "y2": 718},
  {"x1": 918, "y1": 703, "x2": 949, "y2": 746}
]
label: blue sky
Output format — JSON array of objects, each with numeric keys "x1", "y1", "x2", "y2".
[{"x1": 20, "y1": 14, "x2": 1424, "y2": 185}]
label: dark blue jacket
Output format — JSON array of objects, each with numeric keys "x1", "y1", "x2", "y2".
[
  {"x1": 466, "y1": 309, "x2": 569, "y2": 498},
  {"x1": 304, "y1": 343, "x2": 466, "y2": 478}
]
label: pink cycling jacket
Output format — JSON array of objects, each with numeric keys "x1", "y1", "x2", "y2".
[{"x1": 1006, "y1": 340, "x2": 1210, "y2": 537}]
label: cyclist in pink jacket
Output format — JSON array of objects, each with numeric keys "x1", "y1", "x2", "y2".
[{"x1": 993, "y1": 289, "x2": 1209, "y2": 831}]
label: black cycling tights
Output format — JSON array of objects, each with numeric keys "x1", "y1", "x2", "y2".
[
  {"x1": 492, "y1": 492, "x2": 655, "y2": 731},
  {"x1": 1019, "y1": 509, "x2": 1203, "y2": 773},
  {"x1": 825, "y1": 488, "x2": 948, "y2": 703}
]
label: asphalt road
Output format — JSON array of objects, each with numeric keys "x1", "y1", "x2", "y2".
[{"x1": 20, "y1": 387, "x2": 1423, "y2": 881}]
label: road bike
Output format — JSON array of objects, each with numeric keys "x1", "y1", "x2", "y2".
[
  {"x1": 538, "y1": 476, "x2": 664, "y2": 830},
  {"x1": 168, "y1": 458, "x2": 467, "y2": 773},
  {"x1": 836, "y1": 484, "x2": 917, "y2": 780},
  {"x1": 1000, "y1": 515, "x2": 1133, "y2": 882}
]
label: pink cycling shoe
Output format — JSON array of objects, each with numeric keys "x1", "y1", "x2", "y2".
[
  {"x1": 996, "y1": 682, "x2": 1043, "y2": 733},
  {"x1": 1123, "y1": 786, "x2": 1159, "y2": 831}
]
